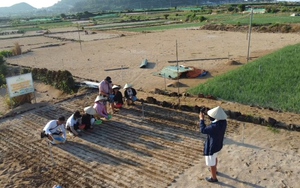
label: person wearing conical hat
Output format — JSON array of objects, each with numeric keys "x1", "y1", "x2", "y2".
[
  {"x1": 199, "y1": 106, "x2": 227, "y2": 183},
  {"x1": 123, "y1": 83, "x2": 138, "y2": 105},
  {"x1": 81, "y1": 106, "x2": 97, "y2": 130},
  {"x1": 112, "y1": 85, "x2": 123, "y2": 109},
  {"x1": 93, "y1": 95, "x2": 110, "y2": 119}
]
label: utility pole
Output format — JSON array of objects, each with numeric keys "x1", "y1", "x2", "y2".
[
  {"x1": 247, "y1": 8, "x2": 253, "y2": 62},
  {"x1": 176, "y1": 40, "x2": 180, "y2": 105}
]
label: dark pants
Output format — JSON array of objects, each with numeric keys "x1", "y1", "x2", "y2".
[{"x1": 67, "y1": 122, "x2": 79, "y2": 131}]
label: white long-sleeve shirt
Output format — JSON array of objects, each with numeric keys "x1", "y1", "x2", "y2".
[
  {"x1": 66, "y1": 114, "x2": 81, "y2": 135},
  {"x1": 43, "y1": 120, "x2": 66, "y2": 139},
  {"x1": 66, "y1": 114, "x2": 80, "y2": 128}
]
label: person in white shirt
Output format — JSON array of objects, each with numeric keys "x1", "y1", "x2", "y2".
[
  {"x1": 66, "y1": 111, "x2": 82, "y2": 136},
  {"x1": 42, "y1": 116, "x2": 67, "y2": 144}
]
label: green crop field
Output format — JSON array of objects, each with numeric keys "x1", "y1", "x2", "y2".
[
  {"x1": 206, "y1": 13, "x2": 300, "y2": 25},
  {"x1": 188, "y1": 43, "x2": 300, "y2": 113}
]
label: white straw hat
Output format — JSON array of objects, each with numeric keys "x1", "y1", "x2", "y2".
[
  {"x1": 94, "y1": 95, "x2": 106, "y2": 102},
  {"x1": 112, "y1": 85, "x2": 120, "y2": 89},
  {"x1": 84, "y1": 106, "x2": 96, "y2": 115},
  {"x1": 124, "y1": 83, "x2": 132, "y2": 89},
  {"x1": 207, "y1": 106, "x2": 227, "y2": 120}
]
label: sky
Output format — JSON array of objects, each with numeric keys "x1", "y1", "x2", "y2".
[{"x1": 0, "y1": 0, "x2": 60, "y2": 9}]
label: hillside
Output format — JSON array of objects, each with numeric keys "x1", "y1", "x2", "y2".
[{"x1": 0, "y1": 3, "x2": 36, "y2": 17}]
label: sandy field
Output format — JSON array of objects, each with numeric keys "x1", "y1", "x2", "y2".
[{"x1": 0, "y1": 27, "x2": 300, "y2": 188}]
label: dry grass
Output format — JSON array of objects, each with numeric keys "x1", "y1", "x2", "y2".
[{"x1": 11, "y1": 42, "x2": 22, "y2": 56}]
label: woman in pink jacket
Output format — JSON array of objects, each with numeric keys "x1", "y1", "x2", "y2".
[{"x1": 93, "y1": 95, "x2": 110, "y2": 119}]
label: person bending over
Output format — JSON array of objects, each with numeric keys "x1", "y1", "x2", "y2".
[
  {"x1": 93, "y1": 95, "x2": 110, "y2": 120},
  {"x1": 66, "y1": 111, "x2": 82, "y2": 136},
  {"x1": 42, "y1": 116, "x2": 67, "y2": 145},
  {"x1": 82, "y1": 106, "x2": 96, "y2": 130}
]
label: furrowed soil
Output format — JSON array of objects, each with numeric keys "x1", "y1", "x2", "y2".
[{"x1": 0, "y1": 27, "x2": 300, "y2": 188}]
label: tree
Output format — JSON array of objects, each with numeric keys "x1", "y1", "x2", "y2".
[
  {"x1": 238, "y1": 4, "x2": 246, "y2": 12},
  {"x1": 0, "y1": 55, "x2": 7, "y2": 86},
  {"x1": 60, "y1": 13, "x2": 67, "y2": 19},
  {"x1": 163, "y1": 14, "x2": 169, "y2": 19}
]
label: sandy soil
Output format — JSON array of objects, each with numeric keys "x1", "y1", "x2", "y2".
[{"x1": 0, "y1": 28, "x2": 300, "y2": 188}]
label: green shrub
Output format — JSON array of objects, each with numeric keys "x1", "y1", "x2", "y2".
[
  {"x1": 0, "y1": 50, "x2": 13, "y2": 58},
  {"x1": 0, "y1": 55, "x2": 4, "y2": 64},
  {"x1": 4, "y1": 93, "x2": 33, "y2": 108},
  {"x1": 0, "y1": 55, "x2": 7, "y2": 86},
  {"x1": 29, "y1": 68, "x2": 75, "y2": 94},
  {"x1": 0, "y1": 74, "x2": 5, "y2": 86},
  {"x1": 199, "y1": 16, "x2": 207, "y2": 22}
]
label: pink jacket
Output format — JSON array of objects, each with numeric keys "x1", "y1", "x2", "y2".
[{"x1": 93, "y1": 102, "x2": 108, "y2": 119}]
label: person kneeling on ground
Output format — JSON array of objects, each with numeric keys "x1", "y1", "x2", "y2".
[
  {"x1": 81, "y1": 106, "x2": 96, "y2": 130},
  {"x1": 124, "y1": 83, "x2": 138, "y2": 105},
  {"x1": 66, "y1": 111, "x2": 82, "y2": 136},
  {"x1": 42, "y1": 116, "x2": 67, "y2": 145},
  {"x1": 93, "y1": 95, "x2": 111, "y2": 120},
  {"x1": 199, "y1": 106, "x2": 227, "y2": 183},
  {"x1": 112, "y1": 85, "x2": 123, "y2": 109}
]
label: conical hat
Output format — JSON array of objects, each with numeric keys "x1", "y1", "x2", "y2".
[
  {"x1": 94, "y1": 95, "x2": 106, "y2": 102},
  {"x1": 112, "y1": 85, "x2": 120, "y2": 89},
  {"x1": 84, "y1": 106, "x2": 96, "y2": 115},
  {"x1": 124, "y1": 83, "x2": 132, "y2": 89},
  {"x1": 207, "y1": 106, "x2": 227, "y2": 120}
]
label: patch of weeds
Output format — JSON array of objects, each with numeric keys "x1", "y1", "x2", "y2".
[{"x1": 267, "y1": 125, "x2": 280, "y2": 134}]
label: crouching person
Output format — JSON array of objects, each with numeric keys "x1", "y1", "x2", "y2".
[
  {"x1": 82, "y1": 106, "x2": 96, "y2": 130},
  {"x1": 112, "y1": 85, "x2": 123, "y2": 109},
  {"x1": 66, "y1": 110, "x2": 82, "y2": 136},
  {"x1": 124, "y1": 83, "x2": 138, "y2": 105},
  {"x1": 93, "y1": 95, "x2": 111, "y2": 120},
  {"x1": 42, "y1": 116, "x2": 67, "y2": 145}
]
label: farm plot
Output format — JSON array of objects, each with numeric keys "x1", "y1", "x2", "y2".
[{"x1": 0, "y1": 93, "x2": 205, "y2": 188}]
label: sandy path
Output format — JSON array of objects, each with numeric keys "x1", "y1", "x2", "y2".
[{"x1": 170, "y1": 120, "x2": 300, "y2": 188}]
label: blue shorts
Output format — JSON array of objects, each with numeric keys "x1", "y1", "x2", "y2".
[
  {"x1": 108, "y1": 94, "x2": 114, "y2": 103},
  {"x1": 132, "y1": 96, "x2": 137, "y2": 102}
]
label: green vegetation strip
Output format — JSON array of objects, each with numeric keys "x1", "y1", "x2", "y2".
[
  {"x1": 206, "y1": 13, "x2": 299, "y2": 25},
  {"x1": 188, "y1": 43, "x2": 300, "y2": 113},
  {"x1": 120, "y1": 22, "x2": 205, "y2": 32}
]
